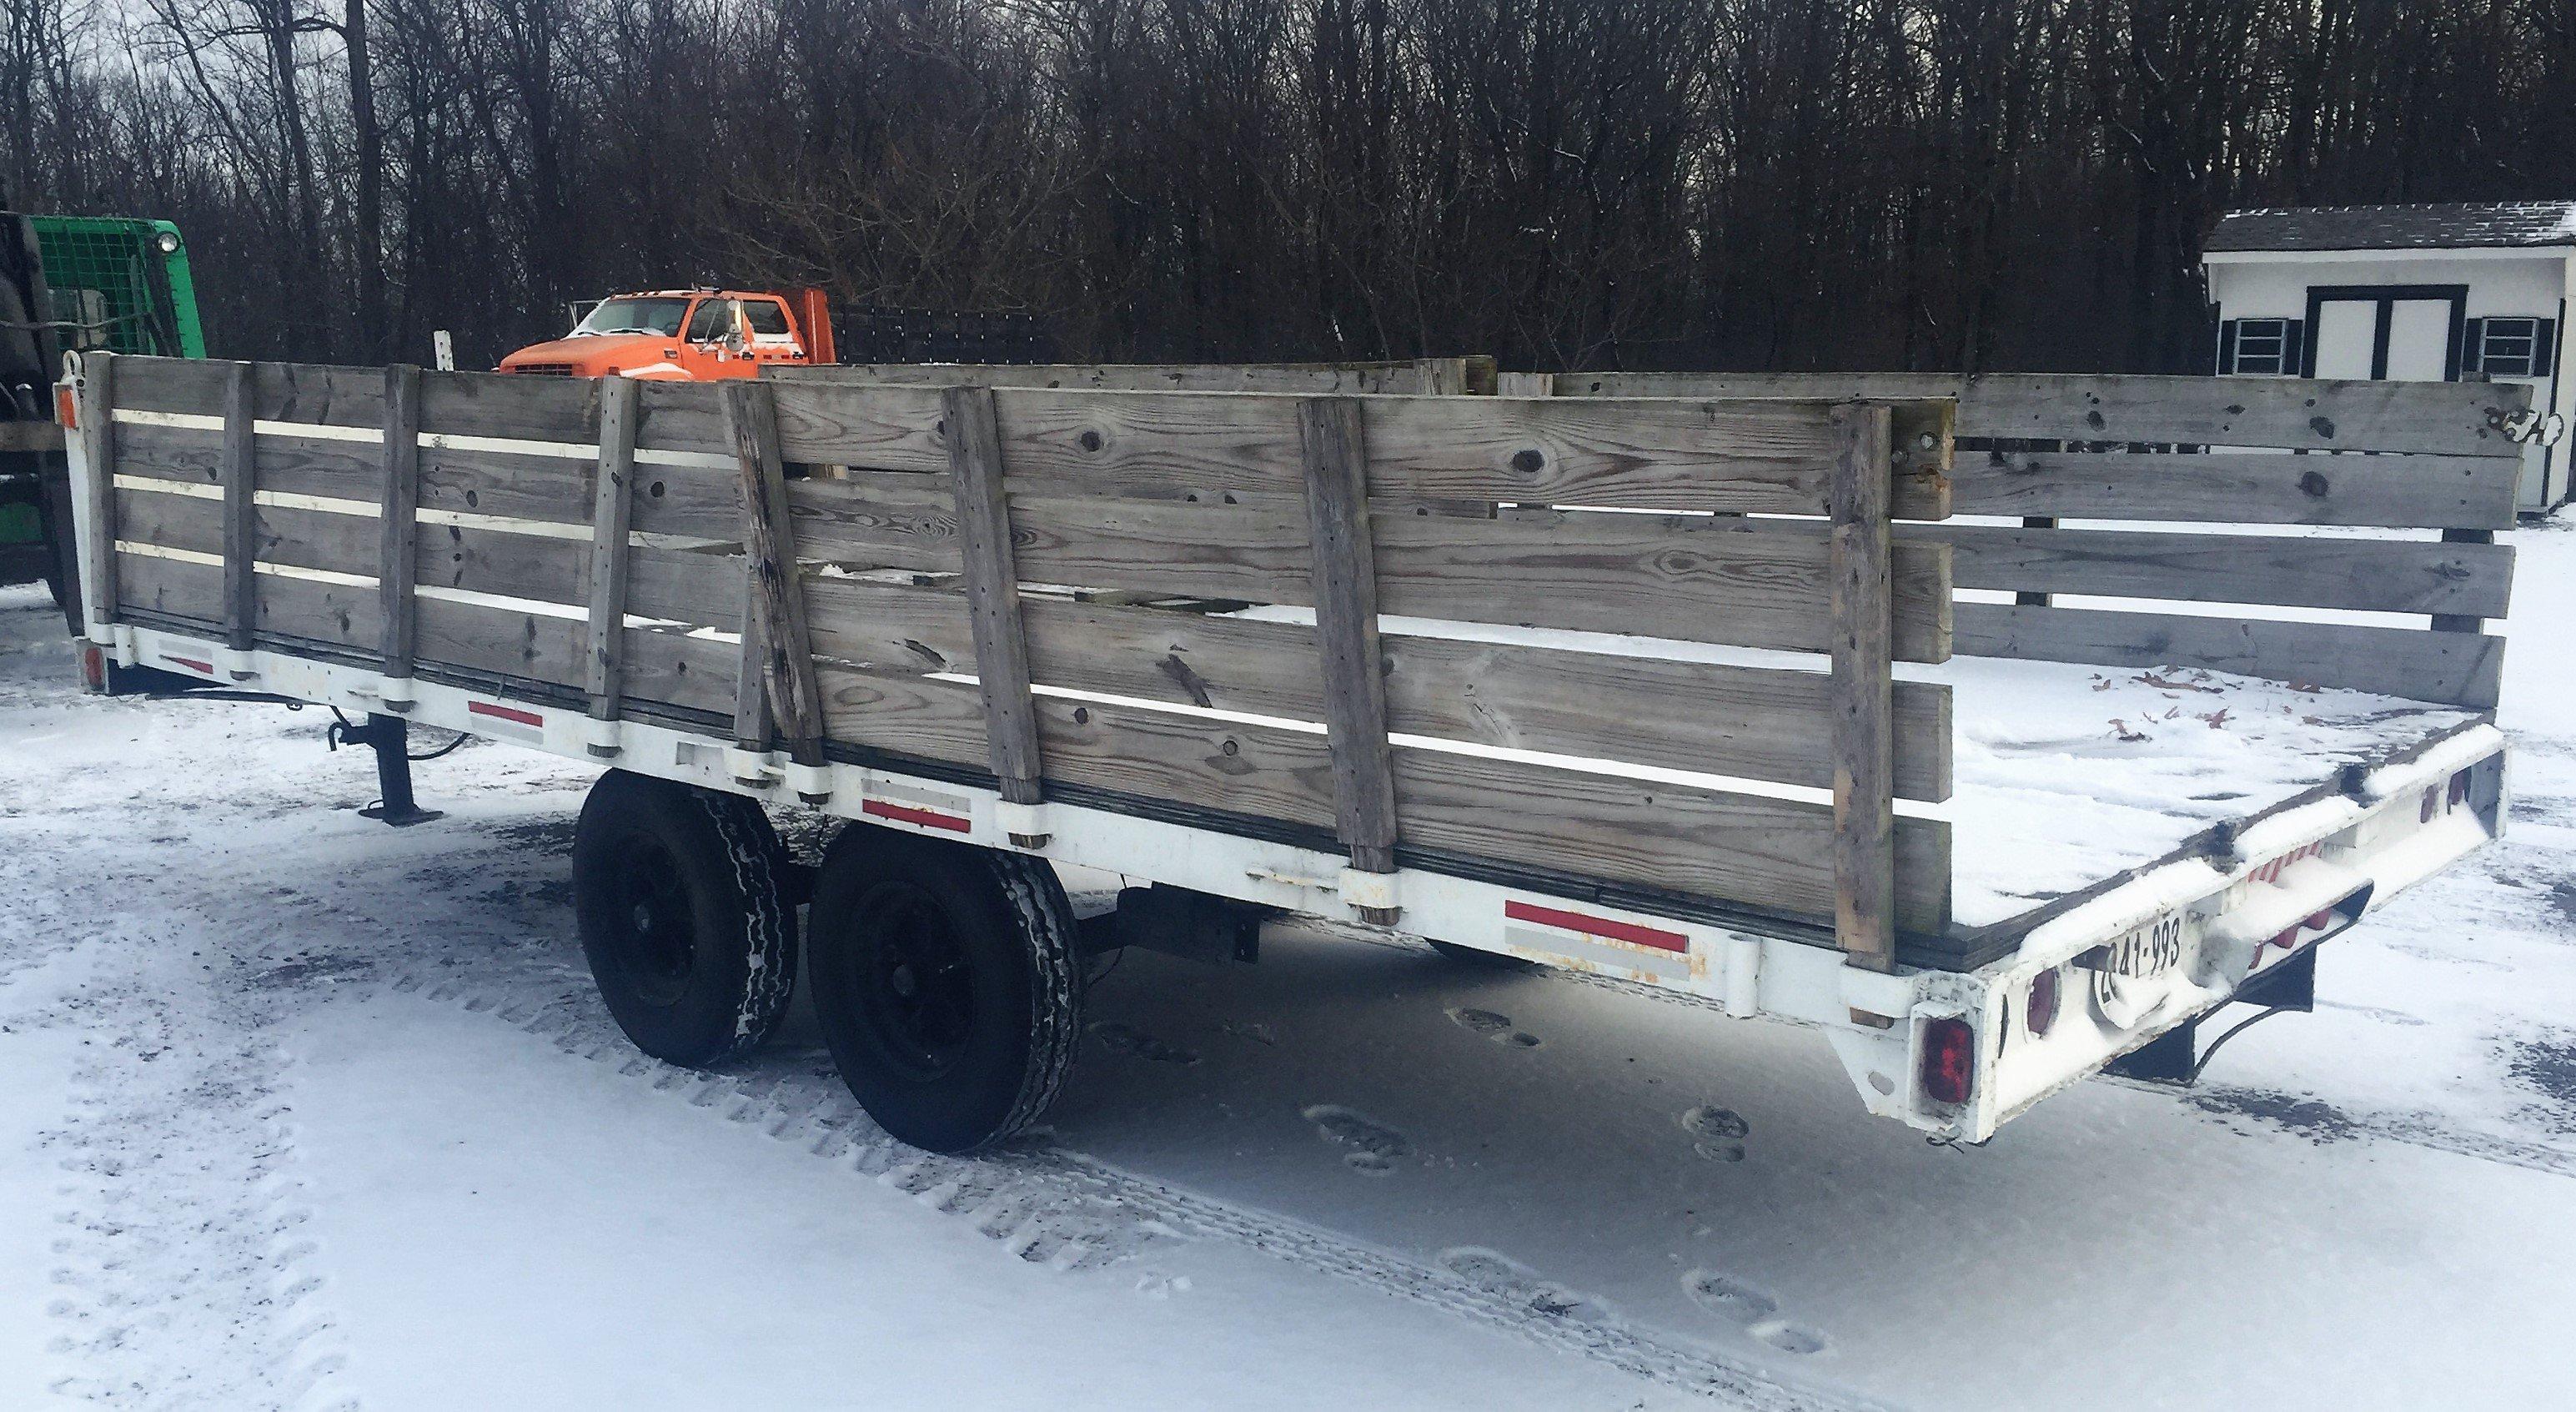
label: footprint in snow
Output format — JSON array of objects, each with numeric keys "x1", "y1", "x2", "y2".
[
  {"x1": 1090, "y1": 1021, "x2": 1200, "y2": 1066},
  {"x1": 1448, "y1": 1007, "x2": 1542, "y2": 1048},
  {"x1": 1439, "y1": 1247, "x2": 1608, "y2": 1323},
  {"x1": 1683, "y1": 1269, "x2": 1778, "y2": 1321},
  {"x1": 1680, "y1": 1105, "x2": 1750, "y2": 1162},
  {"x1": 1300, "y1": 1104, "x2": 1412, "y2": 1174}
]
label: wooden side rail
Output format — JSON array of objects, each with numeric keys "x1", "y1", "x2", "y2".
[{"x1": 95, "y1": 354, "x2": 1959, "y2": 952}]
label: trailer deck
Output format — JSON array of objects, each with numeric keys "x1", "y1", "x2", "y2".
[{"x1": 53, "y1": 354, "x2": 2531, "y2": 1146}]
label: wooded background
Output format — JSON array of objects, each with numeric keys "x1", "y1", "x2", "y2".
[{"x1": 6, "y1": 0, "x2": 2571, "y2": 374}]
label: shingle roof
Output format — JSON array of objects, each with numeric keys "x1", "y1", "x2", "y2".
[{"x1": 2207, "y1": 202, "x2": 2576, "y2": 253}]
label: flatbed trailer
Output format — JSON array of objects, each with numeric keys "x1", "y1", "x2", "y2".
[{"x1": 53, "y1": 352, "x2": 2528, "y2": 1149}]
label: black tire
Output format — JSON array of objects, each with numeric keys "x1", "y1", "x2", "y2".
[
  {"x1": 573, "y1": 770, "x2": 795, "y2": 1067},
  {"x1": 806, "y1": 827, "x2": 1082, "y2": 1153},
  {"x1": 1428, "y1": 939, "x2": 1539, "y2": 971}
]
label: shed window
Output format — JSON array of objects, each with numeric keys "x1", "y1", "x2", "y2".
[
  {"x1": 2463, "y1": 317, "x2": 2556, "y2": 379},
  {"x1": 2218, "y1": 318, "x2": 2302, "y2": 375}
]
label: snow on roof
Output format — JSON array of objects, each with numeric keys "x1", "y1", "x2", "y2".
[{"x1": 2207, "y1": 202, "x2": 2576, "y2": 254}]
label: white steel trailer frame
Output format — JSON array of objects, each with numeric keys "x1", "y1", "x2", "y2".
[{"x1": 54, "y1": 356, "x2": 2517, "y2": 1145}]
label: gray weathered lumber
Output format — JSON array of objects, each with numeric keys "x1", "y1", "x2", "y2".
[
  {"x1": 76, "y1": 351, "x2": 119, "y2": 626},
  {"x1": 943, "y1": 384, "x2": 1044, "y2": 808},
  {"x1": 113, "y1": 549, "x2": 221, "y2": 623},
  {"x1": 628, "y1": 545, "x2": 744, "y2": 631},
  {"x1": 1947, "y1": 450, "x2": 2521, "y2": 530},
  {"x1": 218, "y1": 361, "x2": 257, "y2": 662},
  {"x1": 768, "y1": 383, "x2": 1952, "y2": 516},
  {"x1": 1917, "y1": 523, "x2": 2515, "y2": 619},
  {"x1": 586, "y1": 375, "x2": 640, "y2": 731},
  {"x1": 416, "y1": 445, "x2": 595, "y2": 525},
  {"x1": 1548, "y1": 371, "x2": 2529, "y2": 456},
  {"x1": 1828, "y1": 405, "x2": 1897, "y2": 973},
  {"x1": 768, "y1": 360, "x2": 1452, "y2": 394},
  {"x1": 377, "y1": 364, "x2": 423, "y2": 679},
  {"x1": 1956, "y1": 602, "x2": 2505, "y2": 711},
  {"x1": 418, "y1": 369, "x2": 600, "y2": 445},
  {"x1": 2432, "y1": 528, "x2": 2498, "y2": 633},
  {"x1": 800, "y1": 578, "x2": 1956, "y2": 800},
  {"x1": 1298, "y1": 397, "x2": 1400, "y2": 881},
  {"x1": 722, "y1": 381, "x2": 825, "y2": 766}
]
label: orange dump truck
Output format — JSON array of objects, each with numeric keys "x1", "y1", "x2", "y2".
[{"x1": 498, "y1": 288, "x2": 836, "y2": 379}]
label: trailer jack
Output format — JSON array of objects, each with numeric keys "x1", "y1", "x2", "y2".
[{"x1": 328, "y1": 711, "x2": 444, "y2": 827}]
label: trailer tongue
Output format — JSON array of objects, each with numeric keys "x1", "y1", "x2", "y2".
[{"x1": 55, "y1": 354, "x2": 2526, "y2": 1151}]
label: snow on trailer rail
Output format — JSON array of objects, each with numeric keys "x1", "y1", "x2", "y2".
[{"x1": 53, "y1": 351, "x2": 2528, "y2": 1150}]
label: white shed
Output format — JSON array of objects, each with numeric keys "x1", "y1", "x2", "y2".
[{"x1": 2202, "y1": 202, "x2": 2573, "y2": 511}]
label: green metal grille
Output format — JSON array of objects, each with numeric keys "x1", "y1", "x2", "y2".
[{"x1": 28, "y1": 216, "x2": 205, "y2": 359}]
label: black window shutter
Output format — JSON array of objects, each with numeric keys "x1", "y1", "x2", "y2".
[
  {"x1": 2217, "y1": 320, "x2": 2238, "y2": 374},
  {"x1": 2282, "y1": 319, "x2": 2305, "y2": 374},
  {"x1": 2462, "y1": 318, "x2": 2484, "y2": 374},
  {"x1": 2535, "y1": 319, "x2": 2557, "y2": 378}
]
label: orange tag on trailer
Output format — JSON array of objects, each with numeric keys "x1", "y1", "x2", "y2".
[{"x1": 55, "y1": 384, "x2": 77, "y2": 430}]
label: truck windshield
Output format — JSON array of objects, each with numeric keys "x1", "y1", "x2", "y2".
[{"x1": 574, "y1": 298, "x2": 690, "y2": 337}]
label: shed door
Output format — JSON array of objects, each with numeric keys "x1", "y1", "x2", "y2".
[{"x1": 2302, "y1": 284, "x2": 2467, "y2": 381}]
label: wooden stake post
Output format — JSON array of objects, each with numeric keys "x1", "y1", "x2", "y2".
[
  {"x1": 1829, "y1": 404, "x2": 1898, "y2": 974},
  {"x1": 944, "y1": 384, "x2": 1049, "y2": 843},
  {"x1": 584, "y1": 374, "x2": 638, "y2": 753},
  {"x1": 218, "y1": 361, "x2": 257, "y2": 676},
  {"x1": 722, "y1": 382, "x2": 827, "y2": 791},
  {"x1": 73, "y1": 351, "x2": 118, "y2": 635},
  {"x1": 376, "y1": 364, "x2": 423, "y2": 699},
  {"x1": 1299, "y1": 397, "x2": 1402, "y2": 922}
]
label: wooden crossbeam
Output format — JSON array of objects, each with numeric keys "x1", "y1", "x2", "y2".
[
  {"x1": 1829, "y1": 403, "x2": 1898, "y2": 974},
  {"x1": 943, "y1": 384, "x2": 1046, "y2": 827}
]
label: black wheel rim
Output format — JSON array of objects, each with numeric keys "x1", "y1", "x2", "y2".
[
  {"x1": 849, "y1": 882, "x2": 980, "y2": 1080},
  {"x1": 608, "y1": 836, "x2": 696, "y2": 1006}
]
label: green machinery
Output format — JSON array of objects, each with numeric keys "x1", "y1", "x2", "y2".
[{"x1": 1, "y1": 214, "x2": 205, "y2": 625}]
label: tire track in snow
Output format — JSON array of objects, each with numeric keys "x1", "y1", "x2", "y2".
[
  {"x1": 387, "y1": 969, "x2": 1890, "y2": 1412},
  {"x1": 35, "y1": 961, "x2": 362, "y2": 1412}
]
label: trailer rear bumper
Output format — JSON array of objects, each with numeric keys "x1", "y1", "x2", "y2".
[{"x1": 1896, "y1": 725, "x2": 2511, "y2": 1143}]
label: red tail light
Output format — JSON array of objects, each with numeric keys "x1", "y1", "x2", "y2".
[
  {"x1": 2026, "y1": 967, "x2": 2061, "y2": 1038},
  {"x1": 1921, "y1": 1017, "x2": 1975, "y2": 1106}
]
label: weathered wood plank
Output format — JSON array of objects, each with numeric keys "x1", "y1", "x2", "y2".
[
  {"x1": 219, "y1": 363, "x2": 258, "y2": 656},
  {"x1": 630, "y1": 380, "x2": 732, "y2": 458},
  {"x1": 806, "y1": 656, "x2": 1950, "y2": 927},
  {"x1": 1947, "y1": 450, "x2": 2522, "y2": 530},
  {"x1": 2431, "y1": 527, "x2": 2498, "y2": 633},
  {"x1": 629, "y1": 545, "x2": 743, "y2": 630},
  {"x1": 944, "y1": 385, "x2": 1044, "y2": 806},
  {"x1": 378, "y1": 364, "x2": 423, "y2": 676},
  {"x1": 1375, "y1": 511, "x2": 1951, "y2": 661},
  {"x1": 587, "y1": 375, "x2": 640, "y2": 723},
  {"x1": 1919, "y1": 523, "x2": 2515, "y2": 618},
  {"x1": 770, "y1": 360, "x2": 1453, "y2": 394},
  {"x1": 1956, "y1": 602, "x2": 2505, "y2": 710},
  {"x1": 114, "y1": 550, "x2": 218, "y2": 622},
  {"x1": 78, "y1": 352, "x2": 119, "y2": 627},
  {"x1": 772, "y1": 384, "x2": 1949, "y2": 515},
  {"x1": 723, "y1": 381, "x2": 825, "y2": 765},
  {"x1": 419, "y1": 369, "x2": 599, "y2": 445},
  {"x1": 1299, "y1": 397, "x2": 1400, "y2": 877},
  {"x1": 1393, "y1": 748, "x2": 1952, "y2": 935},
  {"x1": 1828, "y1": 405, "x2": 1896, "y2": 972},
  {"x1": 1549, "y1": 371, "x2": 2529, "y2": 456},
  {"x1": 792, "y1": 480, "x2": 1949, "y2": 658},
  {"x1": 800, "y1": 579, "x2": 1954, "y2": 799},
  {"x1": 416, "y1": 445, "x2": 591, "y2": 525},
  {"x1": 258, "y1": 569, "x2": 380, "y2": 649}
]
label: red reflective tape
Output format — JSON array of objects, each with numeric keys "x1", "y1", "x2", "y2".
[
  {"x1": 160, "y1": 655, "x2": 213, "y2": 674},
  {"x1": 467, "y1": 701, "x2": 545, "y2": 728},
  {"x1": 863, "y1": 798, "x2": 971, "y2": 833},
  {"x1": 1503, "y1": 900, "x2": 1688, "y2": 952}
]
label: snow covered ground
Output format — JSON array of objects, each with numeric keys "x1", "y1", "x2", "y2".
[{"x1": 5, "y1": 520, "x2": 2576, "y2": 1410}]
